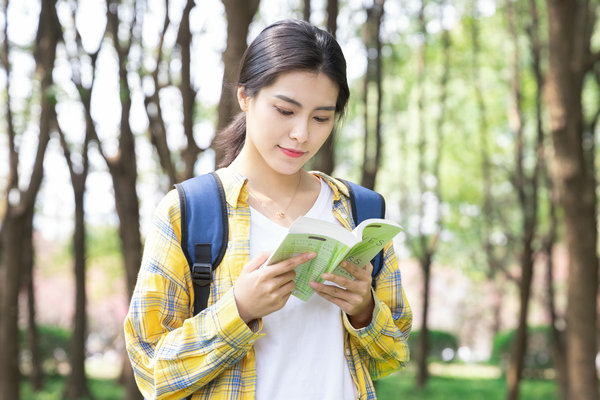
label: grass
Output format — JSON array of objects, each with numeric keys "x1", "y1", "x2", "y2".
[
  {"x1": 21, "y1": 375, "x2": 124, "y2": 400},
  {"x1": 21, "y1": 368, "x2": 561, "y2": 400},
  {"x1": 376, "y1": 369, "x2": 559, "y2": 400}
]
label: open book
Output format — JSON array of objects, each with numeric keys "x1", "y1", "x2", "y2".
[{"x1": 265, "y1": 216, "x2": 403, "y2": 301}]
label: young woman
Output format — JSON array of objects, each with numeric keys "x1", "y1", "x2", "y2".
[{"x1": 124, "y1": 19, "x2": 412, "y2": 400}]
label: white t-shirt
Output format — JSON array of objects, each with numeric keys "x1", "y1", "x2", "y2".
[{"x1": 249, "y1": 179, "x2": 357, "y2": 400}]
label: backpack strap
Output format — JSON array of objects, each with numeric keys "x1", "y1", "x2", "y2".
[
  {"x1": 337, "y1": 179, "x2": 386, "y2": 286},
  {"x1": 175, "y1": 172, "x2": 228, "y2": 316}
]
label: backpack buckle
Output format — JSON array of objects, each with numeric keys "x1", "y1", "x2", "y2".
[{"x1": 191, "y1": 263, "x2": 212, "y2": 286}]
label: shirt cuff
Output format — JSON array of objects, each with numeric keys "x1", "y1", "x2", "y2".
[
  {"x1": 343, "y1": 290, "x2": 386, "y2": 346},
  {"x1": 211, "y1": 288, "x2": 264, "y2": 349}
]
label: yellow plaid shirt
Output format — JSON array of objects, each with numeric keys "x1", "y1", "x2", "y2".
[{"x1": 124, "y1": 167, "x2": 412, "y2": 400}]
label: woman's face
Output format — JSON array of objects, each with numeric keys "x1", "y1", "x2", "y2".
[{"x1": 238, "y1": 70, "x2": 339, "y2": 176}]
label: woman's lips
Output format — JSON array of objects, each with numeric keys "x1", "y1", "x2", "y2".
[{"x1": 279, "y1": 146, "x2": 306, "y2": 158}]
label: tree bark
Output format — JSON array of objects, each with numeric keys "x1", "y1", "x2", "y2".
[
  {"x1": 57, "y1": 104, "x2": 93, "y2": 398},
  {"x1": 414, "y1": 0, "x2": 447, "y2": 387},
  {"x1": 0, "y1": 212, "x2": 26, "y2": 400},
  {"x1": 0, "y1": 1, "x2": 61, "y2": 398},
  {"x1": 177, "y1": 0, "x2": 201, "y2": 181},
  {"x1": 311, "y1": 0, "x2": 338, "y2": 175},
  {"x1": 526, "y1": 1, "x2": 567, "y2": 398},
  {"x1": 303, "y1": 0, "x2": 311, "y2": 22},
  {"x1": 23, "y1": 210, "x2": 43, "y2": 391},
  {"x1": 416, "y1": 256, "x2": 432, "y2": 388},
  {"x1": 65, "y1": 178, "x2": 92, "y2": 399},
  {"x1": 214, "y1": 0, "x2": 260, "y2": 167},
  {"x1": 414, "y1": 0, "x2": 428, "y2": 387},
  {"x1": 542, "y1": 170, "x2": 567, "y2": 400},
  {"x1": 470, "y1": 0, "x2": 514, "y2": 345},
  {"x1": 546, "y1": 1, "x2": 599, "y2": 399},
  {"x1": 505, "y1": 2, "x2": 540, "y2": 398},
  {"x1": 105, "y1": 1, "x2": 144, "y2": 398},
  {"x1": 360, "y1": 0, "x2": 384, "y2": 190}
]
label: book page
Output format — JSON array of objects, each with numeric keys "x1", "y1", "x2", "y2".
[
  {"x1": 266, "y1": 233, "x2": 351, "y2": 301},
  {"x1": 330, "y1": 220, "x2": 402, "y2": 278}
]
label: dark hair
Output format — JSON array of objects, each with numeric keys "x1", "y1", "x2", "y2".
[{"x1": 216, "y1": 19, "x2": 350, "y2": 167}]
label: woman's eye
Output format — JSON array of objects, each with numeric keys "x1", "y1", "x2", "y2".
[
  {"x1": 314, "y1": 116, "x2": 330, "y2": 123},
  {"x1": 275, "y1": 107, "x2": 293, "y2": 116}
]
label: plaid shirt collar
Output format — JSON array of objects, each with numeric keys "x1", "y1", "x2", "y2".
[{"x1": 216, "y1": 167, "x2": 351, "y2": 209}]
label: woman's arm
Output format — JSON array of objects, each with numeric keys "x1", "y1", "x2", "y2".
[
  {"x1": 341, "y1": 242, "x2": 413, "y2": 379},
  {"x1": 123, "y1": 191, "x2": 260, "y2": 399}
]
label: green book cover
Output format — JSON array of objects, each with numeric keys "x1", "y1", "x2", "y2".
[{"x1": 265, "y1": 216, "x2": 403, "y2": 301}]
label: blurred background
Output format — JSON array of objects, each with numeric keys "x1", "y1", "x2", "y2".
[{"x1": 1, "y1": 0, "x2": 599, "y2": 399}]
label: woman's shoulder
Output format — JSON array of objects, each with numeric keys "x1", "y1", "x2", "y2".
[
  {"x1": 151, "y1": 189, "x2": 182, "y2": 229},
  {"x1": 309, "y1": 171, "x2": 351, "y2": 199},
  {"x1": 157, "y1": 188, "x2": 181, "y2": 211}
]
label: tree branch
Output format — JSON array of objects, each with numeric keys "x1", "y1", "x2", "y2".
[
  {"x1": 144, "y1": 0, "x2": 177, "y2": 185},
  {"x1": 66, "y1": 1, "x2": 107, "y2": 165}
]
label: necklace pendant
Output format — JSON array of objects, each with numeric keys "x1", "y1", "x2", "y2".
[{"x1": 276, "y1": 211, "x2": 285, "y2": 218}]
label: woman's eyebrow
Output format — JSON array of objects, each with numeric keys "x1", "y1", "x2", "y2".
[{"x1": 274, "y1": 94, "x2": 336, "y2": 111}]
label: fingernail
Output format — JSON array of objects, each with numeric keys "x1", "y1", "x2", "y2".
[{"x1": 307, "y1": 252, "x2": 316, "y2": 258}]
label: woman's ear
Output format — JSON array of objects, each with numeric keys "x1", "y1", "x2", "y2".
[{"x1": 237, "y1": 86, "x2": 249, "y2": 112}]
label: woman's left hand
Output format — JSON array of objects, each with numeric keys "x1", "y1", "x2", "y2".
[{"x1": 309, "y1": 261, "x2": 375, "y2": 329}]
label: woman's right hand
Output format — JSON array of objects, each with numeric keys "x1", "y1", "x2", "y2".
[{"x1": 233, "y1": 251, "x2": 316, "y2": 323}]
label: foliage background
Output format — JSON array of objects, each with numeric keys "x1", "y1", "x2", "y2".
[{"x1": 1, "y1": 0, "x2": 598, "y2": 398}]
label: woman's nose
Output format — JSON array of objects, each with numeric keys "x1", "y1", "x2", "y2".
[{"x1": 289, "y1": 118, "x2": 309, "y2": 142}]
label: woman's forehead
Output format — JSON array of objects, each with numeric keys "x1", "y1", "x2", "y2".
[{"x1": 257, "y1": 70, "x2": 339, "y2": 108}]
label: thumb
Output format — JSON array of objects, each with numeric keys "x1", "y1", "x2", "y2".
[{"x1": 244, "y1": 251, "x2": 270, "y2": 272}]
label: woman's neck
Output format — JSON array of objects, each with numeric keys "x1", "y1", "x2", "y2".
[
  {"x1": 230, "y1": 150, "x2": 304, "y2": 200},
  {"x1": 230, "y1": 150, "x2": 323, "y2": 225}
]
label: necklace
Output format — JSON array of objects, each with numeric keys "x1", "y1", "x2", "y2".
[{"x1": 249, "y1": 173, "x2": 302, "y2": 219}]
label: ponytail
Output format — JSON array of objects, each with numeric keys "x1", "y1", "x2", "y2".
[{"x1": 215, "y1": 112, "x2": 246, "y2": 168}]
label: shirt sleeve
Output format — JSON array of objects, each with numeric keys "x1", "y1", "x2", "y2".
[
  {"x1": 342, "y1": 241, "x2": 413, "y2": 379},
  {"x1": 123, "y1": 190, "x2": 261, "y2": 399}
]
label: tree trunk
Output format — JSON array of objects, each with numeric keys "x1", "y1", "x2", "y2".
[
  {"x1": 0, "y1": 1, "x2": 60, "y2": 398},
  {"x1": 0, "y1": 212, "x2": 26, "y2": 400},
  {"x1": 414, "y1": 0, "x2": 427, "y2": 388},
  {"x1": 178, "y1": 0, "x2": 201, "y2": 181},
  {"x1": 57, "y1": 113, "x2": 92, "y2": 399},
  {"x1": 105, "y1": 1, "x2": 144, "y2": 398},
  {"x1": 526, "y1": 1, "x2": 568, "y2": 398},
  {"x1": 505, "y1": 2, "x2": 539, "y2": 397},
  {"x1": 416, "y1": 254, "x2": 432, "y2": 387},
  {"x1": 214, "y1": 0, "x2": 260, "y2": 167},
  {"x1": 471, "y1": 0, "x2": 512, "y2": 344},
  {"x1": 61, "y1": 10, "x2": 106, "y2": 396},
  {"x1": 546, "y1": 2, "x2": 599, "y2": 399},
  {"x1": 23, "y1": 210, "x2": 43, "y2": 391},
  {"x1": 506, "y1": 249, "x2": 534, "y2": 400},
  {"x1": 420, "y1": 1, "x2": 449, "y2": 385},
  {"x1": 105, "y1": 0, "x2": 143, "y2": 304},
  {"x1": 311, "y1": 0, "x2": 338, "y2": 175},
  {"x1": 413, "y1": 0, "x2": 440, "y2": 388},
  {"x1": 543, "y1": 195, "x2": 568, "y2": 400},
  {"x1": 303, "y1": 0, "x2": 311, "y2": 22},
  {"x1": 64, "y1": 177, "x2": 92, "y2": 399},
  {"x1": 360, "y1": 0, "x2": 384, "y2": 190}
]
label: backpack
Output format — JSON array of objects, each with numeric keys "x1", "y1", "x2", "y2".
[{"x1": 175, "y1": 172, "x2": 386, "y2": 316}]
